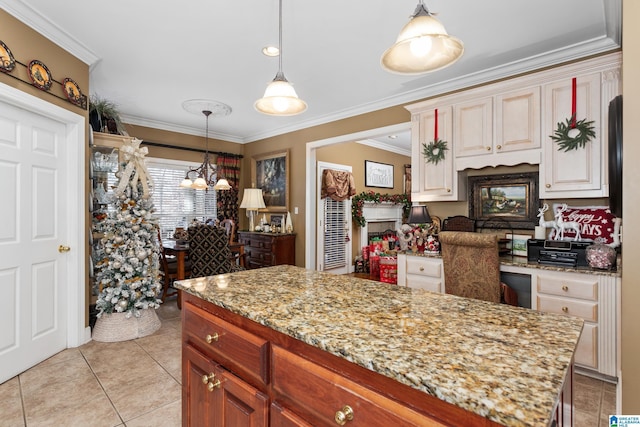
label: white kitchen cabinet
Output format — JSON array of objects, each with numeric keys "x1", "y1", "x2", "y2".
[
  {"x1": 453, "y1": 97, "x2": 493, "y2": 158},
  {"x1": 406, "y1": 104, "x2": 465, "y2": 201},
  {"x1": 397, "y1": 253, "x2": 443, "y2": 292},
  {"x1": 540, "y1": 73, "x2": 603, "y2": 198}
]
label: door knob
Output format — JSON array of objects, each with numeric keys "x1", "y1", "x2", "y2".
[{"x1": 58, "y1": 245, "x2": 71, "y2": 253}]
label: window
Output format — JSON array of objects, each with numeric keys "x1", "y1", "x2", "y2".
[{"x1": 146, "y1": 158, "x2": 217, "y2": 238}]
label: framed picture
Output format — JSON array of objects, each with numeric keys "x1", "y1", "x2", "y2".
[
  {"x1": 506, "y1": 233, "x2": 531, "y2": 257},
  {"x1": 270, "y1": 214, "x2": 285, "y2": 230},
  {"x1": 468, "y1": 172, "x2": 539, "y2": 229},
  {"x1": 365, "y1": 160, "x2": 394, "y2": 188},
  {"x1": 252, "y1": 150, "x2": 289, "y2": 213},
  {"x1": 403, "y1": 164, "x2": 411, "y2": 196}
]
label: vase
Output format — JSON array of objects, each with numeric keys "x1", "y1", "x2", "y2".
[{"x1": 92, "y1": 309, "x2": 161, "y2": 342}]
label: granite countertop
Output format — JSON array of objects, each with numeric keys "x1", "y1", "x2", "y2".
[{"x1": 175, "y1": 265, "x2": 583, "y2": 427}]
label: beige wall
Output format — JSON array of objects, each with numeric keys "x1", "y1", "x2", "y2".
[{"x1": 622, "y1": 0, "x2": 640, "y2": 413}]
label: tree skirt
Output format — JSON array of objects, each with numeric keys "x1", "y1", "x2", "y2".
[{"x1": 92, "y1": 309, "x2": 161, "y2": 342}]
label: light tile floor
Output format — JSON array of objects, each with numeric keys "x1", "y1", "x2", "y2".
[{"x1": 0, "y1": 296, "x2": 617, "y2": 427}]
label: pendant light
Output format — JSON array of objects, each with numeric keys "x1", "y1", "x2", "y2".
[
  {"x1": 255, "y1": 0, "x2": 307, "y2": 116},
  {"x1": 381, "y1": 1, "x2": 464, "y2": 75},
  {"x1": 179, "y1": 100, "x2": 232, "y2": 191}
]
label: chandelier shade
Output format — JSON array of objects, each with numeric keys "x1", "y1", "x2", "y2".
[
  {"x1": 381, "y1": 1, "x2": 463, "y2": 75},
  {"x1": 255, "y1": 0, "x2": 307, "y2": 116}
]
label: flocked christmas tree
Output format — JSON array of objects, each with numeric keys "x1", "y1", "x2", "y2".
[{"x1": 95, "y1": 138, "x2": 162, "y2": 318}]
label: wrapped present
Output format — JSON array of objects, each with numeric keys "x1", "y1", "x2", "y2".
[
  {"x1": 379, "y1": 256, "x2": 398, "y2": 284},
  {"x1": 369, "y1": 255, "x2": 380, "y2": 280}
]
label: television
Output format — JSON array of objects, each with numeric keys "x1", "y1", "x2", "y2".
[{"x1": 608, "y1": 95, "x2": 623, "y2": 218}]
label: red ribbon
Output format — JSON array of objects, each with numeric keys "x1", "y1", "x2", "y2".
[
  {"x1": 571, "y1": 77, "x2": 577, "y2": 128},
  {"x1": 434, "y1": 109, "x2": 438, "y2": 140}
]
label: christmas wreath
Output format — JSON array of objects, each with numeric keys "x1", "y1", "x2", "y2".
[
  {"x1": 351, "y1": 191, "x2": 411, "y2": 227},
  {"x1": 550, "y1": 114, "x2": 596, "y2": 152},
  {"x1": 422, "y1": 138, "x2": 448, "y2": 164}
]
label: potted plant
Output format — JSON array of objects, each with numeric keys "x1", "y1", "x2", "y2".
[{"x1": 89, "y1": 95, "x2": 125, "y2": 134}]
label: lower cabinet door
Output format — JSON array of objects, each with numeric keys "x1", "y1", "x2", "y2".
[{"x1": 183, "y1": 345, "x2": 269, "y2": 427}]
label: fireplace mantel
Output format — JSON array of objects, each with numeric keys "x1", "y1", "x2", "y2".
[{"x1": 359, "y1": 202, "x2": 403, "y2": 250}]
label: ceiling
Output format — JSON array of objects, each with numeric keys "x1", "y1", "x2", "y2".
[{"x1": 3, "y1": 0, "x2": 620, "y2": 152}]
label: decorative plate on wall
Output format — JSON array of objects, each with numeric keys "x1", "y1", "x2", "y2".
[
  {"x1": 28, "y1": 60, "x2": 53, "y2": 91},
  {"x1": 63, "y1": 77, "x2": 83, "y2": 106},
  {"x1": 0, "y1": 40, "x2": 16, "y2": 73}
]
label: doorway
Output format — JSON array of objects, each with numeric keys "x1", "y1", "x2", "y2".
[
  {"x1": 305, "y1": 122, "x2": 411, "y2": 270},
  {"x1": 0, "y1": 83, "x2": 87, "y2": 383}
]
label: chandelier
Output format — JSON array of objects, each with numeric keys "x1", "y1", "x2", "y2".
[{"x1": 180, "y1": 101, "x2": 232, "y2": 191}]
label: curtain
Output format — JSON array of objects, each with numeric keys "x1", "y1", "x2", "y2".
[
  {"x1": 216, "y1": 154, "x2": 241, "y2": 241},
  {"x1": 321, "y1": 169, "x2": 356, "y2": 201}
]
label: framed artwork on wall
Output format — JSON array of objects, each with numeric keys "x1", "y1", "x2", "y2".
[
  {"x1": 365, "y1": 160, "x2": 394, "y2": 189},
  {"x1": 468, "y1": 172, "x2": 539, "y2": 230},
  {"x1": 251, "y1": 150, "x2": 289, "y2": 213}
]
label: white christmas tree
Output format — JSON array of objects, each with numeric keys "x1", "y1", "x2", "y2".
[{"x1": 95, "y1": 138, "x2": 162, "y2": 318}]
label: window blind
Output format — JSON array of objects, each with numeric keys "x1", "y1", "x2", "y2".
[
  {"x1": 323, "y1": 197, "x2": 347, "y2": 270},
  {"x1": 146, "y1": 158, "x2": 217, "y2": 238}
]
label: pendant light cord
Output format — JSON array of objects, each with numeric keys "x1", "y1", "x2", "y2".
[{"x1": 278, "y1": 0, "x2": 283, "y2": 74}]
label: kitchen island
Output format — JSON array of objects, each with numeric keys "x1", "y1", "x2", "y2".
[{"x1": 175, "y1": 265, "x2": 583, "y2": 426}]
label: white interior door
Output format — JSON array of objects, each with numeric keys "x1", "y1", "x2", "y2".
[
  {"x1": 317, "y1": 162, "x2": 352, "y2": 274},
  {"x1": 0, "y1": 86, "x2": 85, "y2": 383}
]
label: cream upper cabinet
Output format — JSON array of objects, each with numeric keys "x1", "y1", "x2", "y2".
[
  {"x1": 540, "y1": 72, "x2": 603, "y2": 198},
  {"x1": 455, "y1": 87, "x2": 541, "y2": 170},
  {"x1": 407, "y1": 104, "x2": 465, "y2": 201},
  {"x1": 453, "y1": 97, "x2": 493, "y2": 158}
]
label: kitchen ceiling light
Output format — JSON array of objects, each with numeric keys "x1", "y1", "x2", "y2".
[
  {"x1": 381, "y1": 0, "x2": 464, "y2": 75},
  {"x1": 255, "y1": 0, "x2": 307, "y2": 116},
  {"x1": 179, "y1": 100, "x2": 232, "y2": 191}
]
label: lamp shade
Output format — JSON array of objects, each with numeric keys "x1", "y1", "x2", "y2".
[
  {"x1": 381, "y1": 2, "x2": 463, "y2": 75},
  {"x1": 408, "y1": 205, "x2": 432, "y2": 225},
  {"x1": 240, "y1": 188, "x2": 266, "y2": 210},
  {"x1": 255, "y1": 74, "x2": 307, "y2": 116},
  {"x1": 213, "y1": 178, "x2": 231, "y2": 191}
]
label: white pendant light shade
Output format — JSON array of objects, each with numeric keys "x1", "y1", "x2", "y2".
[
  {"x1": 255, "y1": 73, "x2": 307, "y2": 116},
  {"x1": 381, "y1": 2, "x2": 463, "y2": 75},
  {"x1": 213, "y1": 178, "x2": 231, "y2": 191},
  {"x1": 192, "y1": 177, "x2": 209, "y2": 190},
  {"x1": 180, "y1": 178, "x2": 193, "y2": 188}
]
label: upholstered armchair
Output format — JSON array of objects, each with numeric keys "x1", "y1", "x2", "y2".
[
  {"x1": 188, "y1": 224, "x2": 244, "y2": 278},
  {"x1": 439, "y1": 231, "x2": 518, "y2": 306}
]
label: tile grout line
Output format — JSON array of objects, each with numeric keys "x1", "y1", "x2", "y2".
[
  {"x1": 78, "y1": 346, "x2": 126, "y2": 427},
  {"x1": 17, "y1": 376, "x2": 27, "y2": 427}
]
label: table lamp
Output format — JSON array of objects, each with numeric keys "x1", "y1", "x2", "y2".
[
  {"x1": 408, "y1": 204, "x2": 432, "y2": 225},
  {"x1": 240, "y1": 188, "x2": 266, "y2": 231}
]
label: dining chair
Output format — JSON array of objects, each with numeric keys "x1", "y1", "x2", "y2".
[
  {"x1": 157, "y1": 229, "x2": 191, "y2": 302},
  {"x1": 439, "y1": 231, "x2": 518, "y2": 306},
  {"x1": 188, "y1": 224, "x2": 245, "y2": 278},
  {"x1": 220, "y1": 218, "x2": 236, "y2": 244},
  {"x1": 441, "y1": 215, "x2": 476, "y2": 232}
]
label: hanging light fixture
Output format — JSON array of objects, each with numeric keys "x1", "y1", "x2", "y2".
[
  {"x1": 381, "y1": 1, "x2": 463, "y2": 75},
  {"x1": 179, "y1": 100, "x2": 232, "y2": 191},
  {"x1": 255, "y1": 0, "x2": 307, "y2": 116}
]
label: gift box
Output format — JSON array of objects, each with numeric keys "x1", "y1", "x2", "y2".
[
  {"x1": 379, "y1": 256, "x2": 397, "y2": 284},
  {"x1": 369, "y1": 255, "x2": 380, "y2": 280}
]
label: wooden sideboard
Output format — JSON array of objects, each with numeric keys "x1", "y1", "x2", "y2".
[{"x1": 238, "y1": 232, "x2": 295, "y2": 269}]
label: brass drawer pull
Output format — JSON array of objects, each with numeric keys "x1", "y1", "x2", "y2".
[
  {"x1": 205, "y1": 333, "x2": 219, "y2": 343},
  {"x1": 202, "y1": 372, "x2": 221, "y2": 391},
  {"x1": 562, "y1": 306, "x2": 569, "y2": 313},
  {"x1": 207, "y1": 378, "x2": 221, "y2": 391},
  {"x1": 334, "y1": 405, "x2": 354, "y2": 425},
  {"x1": 419, "y1": 266, "x2": 424, "y2": 272},
  {"x1": 562, "y1": 285, "x2": 569, "y2": 292},
  {"x1": 202, "y1": 372, "x2": 215, "y2": 384}
]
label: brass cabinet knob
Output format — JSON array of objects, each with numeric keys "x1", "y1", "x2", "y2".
[
  {"x1": 419, "y1": 266, "x2": 424, "y2": 272},
  {"x1": 562, "y1": 306, "x2": 569, "y2": 313},
  {"x1": 202, "y1": 373, "x2": 215, "y2": 385},
  {"x1": 205, "y1": 333, "x2": 219, "y2": 343},
  {"x1": 58, "y1": 245, "x2": 71, "y2": 253},
  {"x1": 546, "y1": 183, "x2": 551, "y2": 188},
  {"x1": 486, "y1": 146, "x2": 491, "y2": 151},
  {"x1": 562, "y1": 285, "x2": 569, "y2": 292},
  {"x1": 334, "y1": 405, "x2": 354, "y2": 425},
  {"x1": 446, "y1": 188, "x2": 451, "y2": 193},
  {"x1": 496, "y1": 145, "x2": 502, "y2": 150},
  {"x1": 207, "y1": 379, "x2": 221, "y2": 391}
]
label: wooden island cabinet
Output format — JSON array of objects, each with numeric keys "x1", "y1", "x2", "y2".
[{"x1": 177, "y1": 266, "x2": 582, "y2": 427}]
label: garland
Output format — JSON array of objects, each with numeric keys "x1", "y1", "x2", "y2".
[
  {"x1": 351, "y1": 191, "x2": 411, "y2": 227},
  {"x1": 550, "y1": 114, "x2": 596, "y2": 152},
  {"x1": 422, "y1": 138, "x2": 448, "y2": 164}
]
